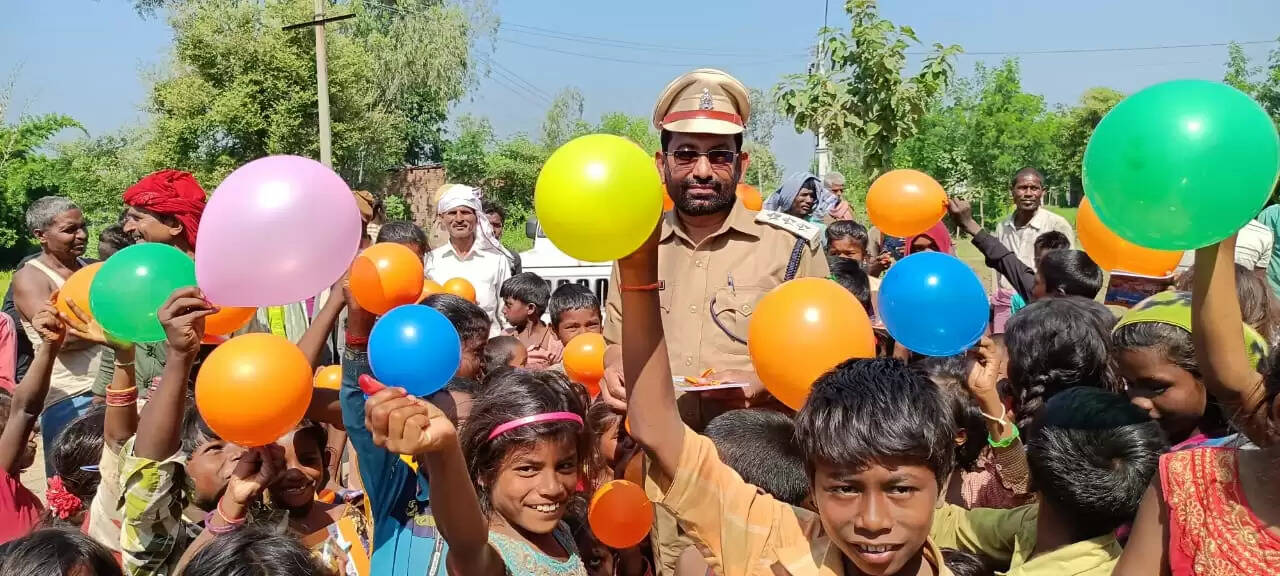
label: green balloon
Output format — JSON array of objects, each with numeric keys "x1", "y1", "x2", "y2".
[
  {"x1": 89, "y1": 243, "x2": 197, "y2": 343},
  {"x1": 1083, "y1": 79, "x2": 1280, "y2": 251}
]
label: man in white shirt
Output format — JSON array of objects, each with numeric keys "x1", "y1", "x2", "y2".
[
  {"x1": 992, "y1": 167, "x2": 1076, "y2": 332},
  {"x1": 1174, "y1": 218, "x2": 1273, "y2": 278},
  {"x1": 425, "y1": 184, "x2": 513, "y2": 335}
]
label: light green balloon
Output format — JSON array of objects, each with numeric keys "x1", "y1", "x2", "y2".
[
  {"x1": 89, "y1": 243, "x2": 197, "y2": 343},
  {"x1": 1083, "y1": 79, "x2": 1280, "y2": 251}
]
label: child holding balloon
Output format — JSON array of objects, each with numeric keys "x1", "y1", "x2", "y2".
[{"x1": 362, "y1": 368, "x2": 606, "y2": 575}]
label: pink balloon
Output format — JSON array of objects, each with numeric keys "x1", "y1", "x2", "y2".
[{"x1": 196, "y1": 155, "x2": 361, "y2": 307}]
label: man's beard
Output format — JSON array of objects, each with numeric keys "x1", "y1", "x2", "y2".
[{"x1": 672, "y1": 178, "x2": 737, "y2": 216}]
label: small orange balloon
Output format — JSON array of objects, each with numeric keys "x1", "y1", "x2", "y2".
[
  {"x1": 866, "y1": 169, "x2": 947, "y2": 238},
  {"x1": 195, "y1": 333, "x2": 313, "y2": 447},
  {"x1": 442, "y1": 277, "x2": 477, "y2": 303},
  {"x1": 661, "y1": 185, "x2": 675, "y2": 212},
  {"x1": 419, "y1": 279, "x2": 445, "y2": 303},
  {"x1": 736, "y1": 183, "x2": 763, "y2": 211},
  {"x1": 563, "y1": 333, "x2": 606, "y2": 396},
  {"x1": 314, "y1": 365, "x2": 342, "y2": 390},
  {"x1": 57, "y1": 262, "x2": 101, "y2": 322},
  {"x1": 203, "y1": 306, "x2": 256, "y2": 336},
  {"x1": 1078, "y1": 198, "x2": 1183, "y2": 277},
  {"x1": 351, "y1": 243, "x2": 426, "y2": 315},
  {"x1": 748, "y1": 278, "x2": 876, "y2": 410},
  {"x1": 589, "y1": 480, "x2": 654, "y2": 549}
]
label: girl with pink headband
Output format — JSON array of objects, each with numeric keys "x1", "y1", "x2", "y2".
[{"x1": 364, "y1": 368, "x2": 602, "y2": 575}]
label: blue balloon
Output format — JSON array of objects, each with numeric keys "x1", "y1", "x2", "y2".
[
  {"x1": 368, "y1": 305, "x2": 461, "y2": 396},
  {"x1": 879, "y1": 251, "x2": 989, "y2": 357}
]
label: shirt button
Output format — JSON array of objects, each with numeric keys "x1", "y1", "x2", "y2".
[
  {"x1": 688, "y1": 305, "x2": 697, "y2": 314},
  {"x1": 742, "y1": 304, "x2": 751, "y2": 313},
  {"x1": 695, "y1": 260, "x2": 704, "y2": 268},
  {"x1": 684, "y1": 356, "x2": 693, "y2": 367}
]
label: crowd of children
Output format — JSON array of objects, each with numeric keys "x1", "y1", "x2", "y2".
[{"x1": 5, "y1": 199, "x2": 1280, "y2": 576}]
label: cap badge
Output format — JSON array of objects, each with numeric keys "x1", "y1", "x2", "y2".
[{"x1": 699, "y1": 88, "x2": 714, "y2": 111}]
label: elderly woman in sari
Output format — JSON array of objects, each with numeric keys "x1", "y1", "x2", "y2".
[{"x1": 763, "y1": 172, "x2": 848, "y2": 224}]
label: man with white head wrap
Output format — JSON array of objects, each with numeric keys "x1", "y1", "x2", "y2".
[{"x1": 426, "y1": 184, "x2": 514, "y2": 335}]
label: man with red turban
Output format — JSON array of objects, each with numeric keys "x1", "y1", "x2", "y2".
[{"x1": 122, "y1": 169, "x2": 207, "y2": 255}]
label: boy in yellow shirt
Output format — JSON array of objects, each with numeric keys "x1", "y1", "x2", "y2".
[
  {"x1": 618, "y1": 226, "x2": 967, "y2": 576},
  {"x1": 932, "y1": 387, "x2": 1167, "y2": 575}
]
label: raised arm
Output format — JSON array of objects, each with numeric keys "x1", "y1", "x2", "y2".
[
  {"x1": 300, "y1": 284, "x2": 347, "y2": 428},
  {"x1": 1191, "y1": 234, "x2": 1272, "y2": 446},
  {"x1": 0, "y1": 304, "x2": 64, "y2": 474},
  {"x1": 62, "y1": 299, "x2": 137, "y2": 449},
  {"x1": 135, "y1": 287, "x2": 215, "y2": 461},
  {"x1": 618, "y1": 226, "x2": 684, "y2": 479}
]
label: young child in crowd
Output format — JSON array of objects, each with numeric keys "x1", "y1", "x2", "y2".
[
  {"x1": 44, "y1": 405, "x2": 105, "y2": 528},
  {"x1": 1033, "y1": 249, "x2": 1103, "y2": 300},
  {"x1": 949, "y1": 198, "x2": 1076, "y2": 307},
  {"x1": 484, "y1": 335, "x2": 528, "y2": 374},
  {"x1": 548, "y1": 284, "x2": 604, "y2": 345},
  {"x1": 825, "y1": 220, "x2": 870, "y2": 266},
  {"x1": 0, "y1": 527, "x2": 123, "y2": 576},
  {"x1": 363, "y1": 368, "x2": 603, "y2": 575},
  {"x1": 828, "y1": 258, "x2": 873, "y2": 318},
  {"x1": 1115, "y1": 233, "x2": 1280, "y2": 575},
  {"x1": 180, "y1": 527, "x2": 329, "y2": 576},
  {"x1": 934, "y1": 387, "x2": 1167, "y2": 576},
  {"x1": 500, "y1": 272, "x2": 562, "y2": 370},
  {"x1": 0, "y1": 304, "x2": 62, "y2": 544},
  {"x1": 1113, "y1": 290, "x2": 1267, "y2": 449},
  {"x1": 376, "y1": 220, "x2": 429, "y2": 259},
  {"x1": 96, "y1": 224, "x2": 133, "y2": 261},
  {"x1": 618, "y1": 226, "x2": 973, "y2": 576},
  {"x1": 587, "y1": 400, "x2": 624, "y2": 475},
  {"x1": 1004, "y1": 296, "x2": 1117, "y2": 428}
]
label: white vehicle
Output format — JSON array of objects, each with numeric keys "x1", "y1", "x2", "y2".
[{"x1": 520, "y1": 217, "x2": 613, "y2": 317}]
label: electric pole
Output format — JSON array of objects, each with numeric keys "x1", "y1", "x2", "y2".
[
  {"x1": 815, "y1": 0, "x2": 831, "y2": 178},
  {"x1": 284, "y1": 2, "x2": 354, "y2": 168}
]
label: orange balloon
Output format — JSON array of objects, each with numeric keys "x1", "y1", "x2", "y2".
[
  {"x1": 195, "y1": 333, "x2": 313, "y2": 447},
  {"x1": 661, "y1": 185, "x2": 675, "y2": 212},
  {"x1": 1078, "y1": 198, "x2": 1183, "y2": 277},
  {"x1": 866, "y1": 169, "x2": 947, "y2": 238},
  {"x1": 57, "y1": 262, "x2": 101, "y2": 322},
  {"x1": 589, "y1": 480, "x2": 653, "y2": 549},
  {"x1": 563, "y1": 333, "x2": 606, "y2": 396},
  {"x1": 203, "y1": 306, "x2": 256, "y2": 336},
  {"x1": 736, "y1": 183, "x2": 763, "y2": 210},
  {"x1": 419, "y1": 279, "x2": 445, "y2": 303},
  {"x1": 314, "y1": 365, "x2": 342, "y2": 390},
  {"x1": 748, "y1": 278, "x2": 876, "y2": 410},
  {"x1": 350, "y1": 243, "x2": 426, "y2": 315},
  {"x1": 442, "y1": 277, "x2": 477, "y2": 303}
]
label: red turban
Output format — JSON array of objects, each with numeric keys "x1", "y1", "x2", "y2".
[{"x1": 124, "y1": 169, "x2": 207, "y2": 248}]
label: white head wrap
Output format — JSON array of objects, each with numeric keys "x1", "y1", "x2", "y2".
[{"x1": 436, "y1": 184, "x2": 513, "y2": 261}]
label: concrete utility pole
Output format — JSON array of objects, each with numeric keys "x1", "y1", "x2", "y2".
[
  {"x1": 283, "y1": 2, "x2": 354, "y2": 168},
  {"x1": 815, "y1": 0, "x2": 831, "y2": 178}
]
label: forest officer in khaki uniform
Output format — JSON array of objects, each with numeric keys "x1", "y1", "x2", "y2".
[{"x1": 601, "y1": 68, "x2": 829, "y2": 418}]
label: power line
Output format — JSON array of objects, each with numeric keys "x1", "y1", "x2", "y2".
[
  {"x1": 923, "y1": 39, "x2": 1278, "y2": 57},
  {"x1": 497, "y1": 38, "x2": 806, "y2": 67}
]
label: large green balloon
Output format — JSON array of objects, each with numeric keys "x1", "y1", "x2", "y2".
[
  {"x1": 1083, "y1": 79, "x2": 1280, "y2": 251},
  {"x1": 89, "y1": 243, "x2": 197, "y2": 343}
]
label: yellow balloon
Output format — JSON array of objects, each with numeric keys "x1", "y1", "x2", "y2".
[{"x1": 535, "y1": 134, "x2": 663, "y2": 262}]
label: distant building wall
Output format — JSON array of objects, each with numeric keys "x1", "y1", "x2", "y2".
[{"x1": 386, "y1": 164, "x2": 448, "y2": 249}]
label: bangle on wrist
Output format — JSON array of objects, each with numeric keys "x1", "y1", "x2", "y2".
[
  {"x1": 216, "y1": 499, "x2": 247, "y2": 526},
  {"x1": 621, "y1": 281, "x2": 663, "y2": 292}
]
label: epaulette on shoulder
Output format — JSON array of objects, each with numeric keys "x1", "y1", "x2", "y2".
[{"x1": 754, "y1": 210, "x2": 821, "y2": 248}]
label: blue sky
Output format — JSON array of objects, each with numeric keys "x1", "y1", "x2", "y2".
[{"x1": 3, "y1": 0, "x2": 1279, "y2": 175}]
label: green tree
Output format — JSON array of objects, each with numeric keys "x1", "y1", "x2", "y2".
[
  {"x1": 1225, "y1": 41, "x2": 1260, "y2": 95},
  {"x1": 743, "y1": 142, "x2": 782, "y2": 193},
  {"x1": 746, "y1": 87, "x2": 780, "y2": 148},
  {"x1": 0, "y1": 110, "x2": 84, "y2": 259},
  {"x1": 442, "y1": 114, "x2": 494, "y2": 187},
  {"x1": 595, "y1": 112, "x2": 659, "y2": 154},
  {"x1": 965, "y1": 60, "x2": 1059, "y2": 209},
  {"x1": 1051, "y1": 87, "x2": 1125, "y2": 205},
  {"x1": 776, "y1": 0, "x2": 961, "y2": 177},
  {"x1": 540, "y1": 88, "x2": 587, "y2": 150}
]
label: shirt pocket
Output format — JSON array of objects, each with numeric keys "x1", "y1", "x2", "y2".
[{"x1": 709, "y1": 286, "x2": 765, "y2": 352}]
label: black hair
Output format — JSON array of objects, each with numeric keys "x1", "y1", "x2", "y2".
[
  {"x1": 446, "y1": 376, "x2": 484, "y2": 396},
  {"x1": 0, "y1": 527, "x2": 122, "y2": 576},
  {"x1": 1113, "y1": 318, "x2": 1230, "y2": 439},
  {"x1": 181, "y1": 403, "x2": 221, "y2": 458},
  {"x1": 1006, "y1": 297, "x2": 1118, "y2": 429},
  {"x1": 549, "y1": 283, "x2": 601, "y2": 329},
  {"x1": 1174, "y1": 263, "x2": 1280, "y2": 341},
  {"x1": 423, "y1": 293, "x2": 492, "y2": 345},
  {"x1": 500, "y1": 272, "x2": 552, "y2": 314},
  {"x1": 828, "y1": 258, "x2": 872, "y2": 316},
  {"x1": 97, "y1": 224, "x2": 133, "y2": 259},
  {"x1": 482, "y1": 201, "x2": 506, "y2": 223},
  {"x1": 825, "y1": 220, "x2": 869, "y2": 248},
  {"x1": 375, "y1": 220, "x2": 427, "y2": 250},
  {"x1": 912, "y1": 356, "x2": 986, "y2": 472},
  {"x1": 586, "y1": 400, "x2": 622, "y2": 444},
  {"x1": 660, "y1": 130, "x2": 744, "y2": 153},
  {"x1": 484, "y1": 335, "x2": 524, "y2": 374},
  {"x1": 1026, "y1": 387, "x2": 1167, "y2": 540},
  {"x1": 1039, "y1": 250, "x2": 1103, "y2": 299},
  {"x1": 48, "y1": 405, "x2": 106, "y2": 522},
  {"x1": 1033, "y1": 230, "x2": 1071, "y2": 254},
  {"x1": 1010, "y1": 166, "x2": 1044, "y2": 188},
  {"x1": 705, "y1": 409, "x2": 809, "y2": 507},
  {"x1": 459, "y1": 369, "x2": 594, "y2": 514},
  {"x1": 942, "y1": 549, "x2": 993, "y2": 576},
  {"x1": 181, "y1": 526, "x2": 328, "y2": 576},
  {"x1": 794, "y1": 358, "x2": 955, "y2": 486}
]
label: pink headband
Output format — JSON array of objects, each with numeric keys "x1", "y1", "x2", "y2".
[{"x1": 487, "y1": 412, "x2": 584, "y2": 441}]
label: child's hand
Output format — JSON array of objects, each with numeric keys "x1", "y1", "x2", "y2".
[
  {"x1": 157, "y1": 287, "x2": 217, "y2": 357},
  {"x1": 60, "y1": 298, "x2": 131, "y2": 352},
  {"x1": 868, "y1": 251, "x2": 895, "y2": 276},
  {"x1": 966, "y1": 337, "x2": 1005, "y2": 402},
  {"x1": 365, "y1": 387, "x2": 457, "y2": 456},
  {"x1": 31, "y1": 299, "x2": 67, "y2": 346},
  {"x1": 221, "y1": 445, "x2": 284, "y2": 518}
]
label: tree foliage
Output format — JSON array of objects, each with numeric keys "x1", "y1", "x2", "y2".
[
  {"x1": 0, "y1": 112, "x2": 84, "y2": 255},
  {"x1": 776, "y1": 0, "x2": 961, "y2": 177}
]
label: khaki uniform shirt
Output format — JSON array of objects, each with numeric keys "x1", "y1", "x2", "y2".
[{"x1": 605, "y1": 202, "x2": 829, "y2": 379}]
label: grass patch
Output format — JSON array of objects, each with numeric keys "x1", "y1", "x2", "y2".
[
  {"x1": 0, "y1": 270, "x2": 11, "y2": 298},
  {"x1": 1045, "y1": 206, "x2": 1077, "y2": 227}
]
